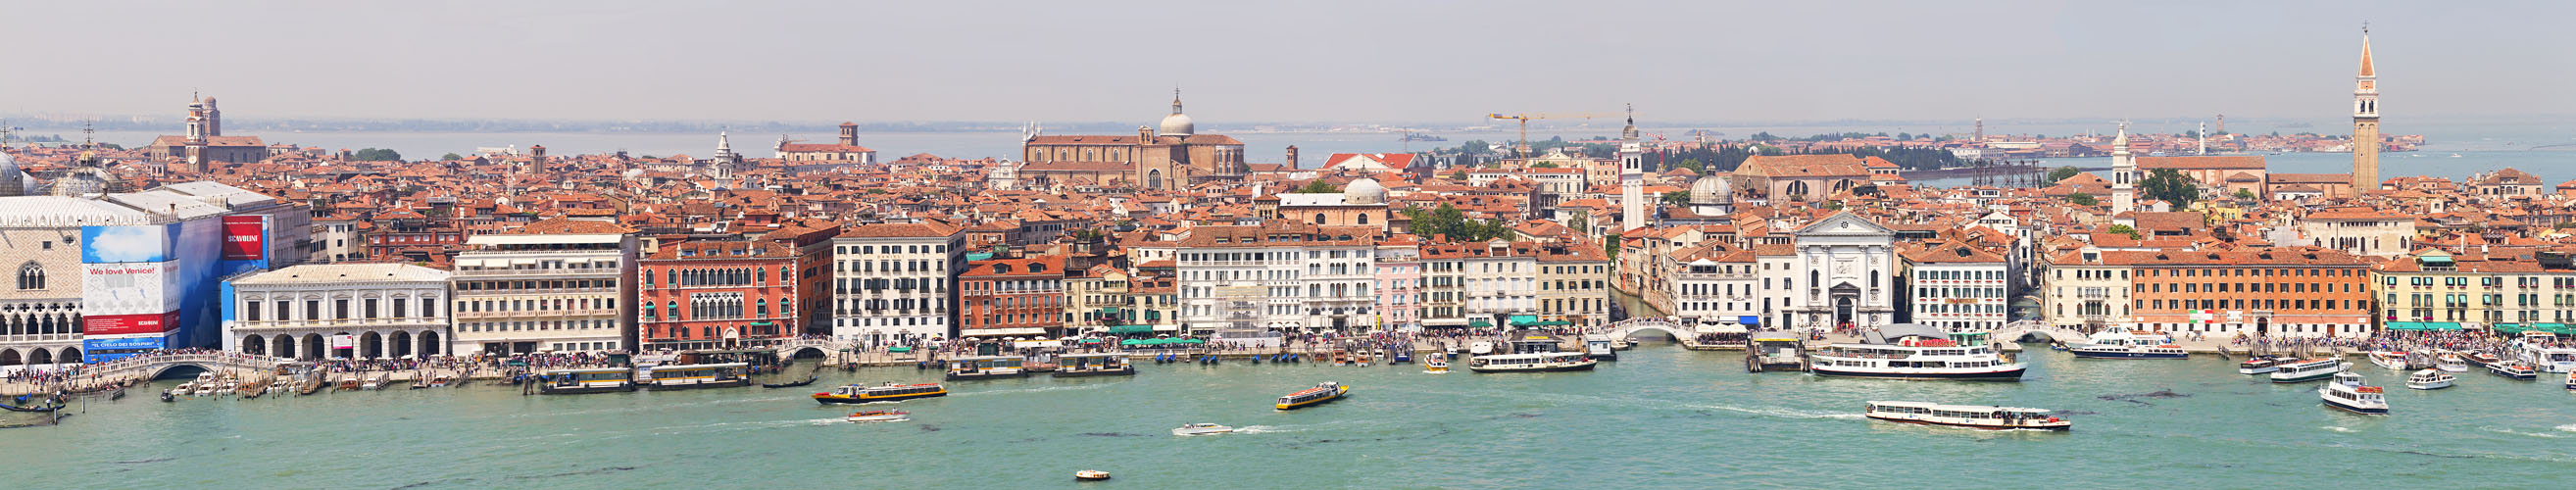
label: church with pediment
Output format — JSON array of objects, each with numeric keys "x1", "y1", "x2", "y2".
[{"x1": 1767, "y1": 213, "x2": 1896, "y2": 330}]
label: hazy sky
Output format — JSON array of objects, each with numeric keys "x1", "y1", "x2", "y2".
[{"x1": 6, "y1": 0, "x2": 2570, "y2": 124}]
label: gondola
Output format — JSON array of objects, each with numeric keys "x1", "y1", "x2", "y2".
[
  {"x1": 761, "y1": 376, "x2": 819, "y2": 389},
  {"x1": 0, "y1": 402, "x2": 63, "y2": 413}
]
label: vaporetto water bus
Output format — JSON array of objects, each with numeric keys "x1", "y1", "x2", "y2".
[
  {"x1": 2065, "y1": 328, "x2": 2187, "y2": 360},
  {"x1": 1808, "y1": 324, "x2": 2023, "y2": 381},
  {"x1": 1862, "y1": 401, "x2": 2070, "y2": 430},
  {"x1": 813, "y1": 382, "x2": 948, "y2": 405},
  {"x1": 538, "y1": 368, "x2": 638, "y2": 395},
  {"x1": 642, "y1": 363, "x2": 751, "y2": 390}
]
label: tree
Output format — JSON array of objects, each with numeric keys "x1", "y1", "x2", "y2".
[
  {"x1": 1456, "y1": 140, "x2": 1492, "y2": 156},
  {"x1": 2139, "y1": 169, "x2": 2201, "y2": 209},
  {"x1": 440, "y1": 152, "x2": 465, "y2": 161},
  {"x1": 352, "y1": 148, "x2": 403, "y2": 162},
  {"x1": 1566, "y1": 214, "x2": 1590, "y2": 235},
  {"x1": 1604, "y1": 232, "x2": 1619, "y2": 262},
  {"x1": 1662, "y1": 190, "x2": 1691, "y2": 207},
  {"x1": 2106, "y1": 224, "x2": 2141, "y2": 239},
  {"x1": 2232, "y1": 188, "x2": 2257, "y2": 201},
  {"x1": 1402, "y1": 204, "x2": 1512, "y2": 242},
  {"x1": 2047, "y1": 166, "x2": 2081, "y2": 183},
  {"x1": 2067, "y1": 192, "x2": 2098, "y2": 206},
  {"x1": 1529, "y1": 162, "x2": 1560, "y2": 169},
  {"x1": 1294, "y1": 180, "x2": 1338, "y2": 193}
]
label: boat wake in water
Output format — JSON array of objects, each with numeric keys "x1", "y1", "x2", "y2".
[{"x1": 2479, "y1": 425, "x2": 2565, "y2": 438}]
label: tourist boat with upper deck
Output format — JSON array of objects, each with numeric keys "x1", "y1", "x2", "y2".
[
  {"x1": 1171, "y1": 422, "x2": 1235, "y2": 436},
  {"x1": 2239, "y1": 355, "x2": 2290, "y2": 374},
  {"x1": 2512, "y1": 331, "x2": 2576, "y2": 372},
  {"x1": 2490, "y1": 361, "x2": 2540, "y2": 380},
  {"x1": 1468, "y1": 335, "x2": 1597, "y2": 372},
  {"x1": 814, "y1": 382, "x2": 947, "y2": 405},
  {"x1": 643, "y1": 363, "x2": 751, "y2": 390},
  {"x1": 1808, "y1": 325, "x2": 2023, "y2": 381},
  {"x1": 1861, "y1": 401, "x2": 2069, "y2": 431},
  {"x1": 2404, "y1": 368, "x2": 2454, "y2": 390},
  {"x1": 2270, "y1": 359, "x2": 2344, "y2": 383},
  {"x1": 845, "y1": 410, "x2": 911, "y2": 422},
  {"x1": 2434, "y1": 353, "x2": 2469, "y2": 372},
  {"x1": 1052, "y1": 353, "x2": 1136, "y2": 377},
  {"x1": 2320, "y1": 369, "x2": 2390, "y2": 415},
  {"x1": 537, "y1": 368, "x2": 638, "y2": 395},
  {"x1": 2065, "y1": 328, "x2": 2187, "y2": 360},
  {"x1": 2368, "y1": 350, "x2": 2413, "y2": 370},
  {"x1": 945, "y1": 356, "x2": 1029, "y2": 380},
  {"x1": 1274, "y1": 382, "x2": 1348, "y2": 410}
]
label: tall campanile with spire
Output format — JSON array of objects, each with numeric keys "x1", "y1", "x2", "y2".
[{"x1": 2350, "y1": 26, "x2": 2380, "y2": 198}]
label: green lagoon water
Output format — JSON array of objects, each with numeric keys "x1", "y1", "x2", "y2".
[{"x1": 5, "y1": 345, "x2": 2572, "y2": 489}]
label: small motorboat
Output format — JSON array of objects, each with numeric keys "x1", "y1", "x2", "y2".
[
  {"x1": 2238, "y1": 356, "x2": 2287, "y2": 375},
  {"x1": 337, "y1": 376, "x2": 362, "y2": 390},
  {"x1": 2404, "y1": 368, "x2": 2453, "y2": 390},
  {"x1": 2367, "y1": 350, "x2": 2411, "y2": 370},
  {"x1": 424, "y1": 375, "x2": 454, "y2": 388},
  {"x1": 192, "y1": 383, "x2": 219, "y2": 396},
  {"x1": 2434, "y1": 354, "x2": 2470, "y2": 373},
  {"x1": 1424, "y1": 358, "x2": 1450, "y2": 374},
  {"x1": 2490, "y1": 362, "x2": 2540, "y2": 380},
  {"x1": 159, "y1": 390, "x2": 176, "y2": 403},
  {"x1": 1171, "y1": 422, "x2": 1235, "y2": 436},
  {"x1": 2566, "y1": 370, "x2": 2576, "y2": 392},
  {"x1": 846, "y1": 410, "x2": 911, "y2": 422},
  {"x1": 1074, "y1": 469, "x2": 1112, "y2": 481}
]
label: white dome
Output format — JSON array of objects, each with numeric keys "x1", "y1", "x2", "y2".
[
  {"x1": 1343, "y1": 177, "x2": 1387, "y2": 205},
  {"x1": 0, "y1": 151, "x2": 17, "y2": 174},
  {"x1": 1158, "y1": 113, "x2": 1195, "y2": 137},
  {"x1": 1690, "y1": 175, "x2": 1731, "y2": 204}
]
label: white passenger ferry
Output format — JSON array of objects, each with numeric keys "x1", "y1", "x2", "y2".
[
  {"x1": 2511, "y1": 332, "x2": 2576, "y2": 373},
  {"x1": 1808, "y1": 324, "x2": 2023, "y2": 381},
  {"x1": 2319, "y1": 370, "x2": 2389, "y2": 416},
  {"x1": 1862, "y1": 401, "x2": 2069, "y2": 430},
  {"x1": 2269, "y1": 359, "x2": 2343, "y2": 383},
  {"x1": 1467, "y1": 335, "x2": 1598, "y2": 373},
  {"x1": 2065, "y1": 328, "x2": 2186, "y2": 360}
]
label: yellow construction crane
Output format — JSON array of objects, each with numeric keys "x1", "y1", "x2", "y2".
[{"x1": 1486, "y1": 112, "x2": 1616, "y2": 157}]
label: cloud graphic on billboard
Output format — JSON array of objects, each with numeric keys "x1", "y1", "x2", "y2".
[{"x1": 82, "y1": 225, "x2": 172, "y2": 264}]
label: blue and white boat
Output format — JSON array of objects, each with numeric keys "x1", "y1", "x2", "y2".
[{"x1": 2065, "y1": 329, "x2": 2187, "y2": 360}]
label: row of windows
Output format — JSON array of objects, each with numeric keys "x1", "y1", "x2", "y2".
[
  {"x1": 2143, "y1": 298, "x2": 2353, "y2": 312},
  {"x1": 246, "y1": 297, "x2": 442, "y2": 321},
  {"x1": 459, "y1": 319, "x2": 614, "y2": 332},
  {"x1": 460, "y1": 279, "x2": 615, "y2": 291},
  {"x1": 460, "y1": 298, "x2": 609, "y2": 314},
  {"x1": 836, "y1": 244, "x2": 950, "y2": 255}
]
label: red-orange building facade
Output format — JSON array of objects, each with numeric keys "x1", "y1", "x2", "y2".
[
  {"x1": 2122, "y1": 248, "x2": 2374, "y2": 338},
  {"x1": 637, "y1": 240, "x2": 806, "y2": 351},
  {"x1": 959, "y1": 254, "x2": 1066, "y2": 338}
]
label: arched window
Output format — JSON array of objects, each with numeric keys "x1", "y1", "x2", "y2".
[
  {"x1": 1315, "y1": 213, "x2": 1329, "y2": 224},
  {"x1": 1357, "y1": 214, "x2": 1370, "y2": 225},
  {"x1": 16, "y1": 263, "x2": 41, "y2": 290}
]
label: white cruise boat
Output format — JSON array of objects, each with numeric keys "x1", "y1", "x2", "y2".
[
  {"x1": 1467, "y1": 352, "x2": 1597, "y2": 372},
  {"x1": 2513, "y1": 332, "x2": 2576, "y2": 373},
  {"x1": 2269, "y1": 359, "x2": 2343, "y2": 383},
  {"x1": 1171, "y1": 423, "x2": 1235, "y2": 436},
  {"x1": 2403, "y1": 368, "x2": 2453, "y2": 390},
  {"x1": 1862, "y1": 401, "x2": 2069, "y2": 430},
  {"x1": 2367, "y1": 350, "x2": 2412, "y2": 370},
  {"x1": 2319, "y1": 370, "x2": 2389, "y2": 415},
  {"x1": 2065, "y1": 329, "x2": 2186, "y2": 360},
  {"x1": 2433, "y1": 354, "x2": 2469, "y2": 373},
  {"x1": 1808, "y1": 324, "x2": 2024, "y2": 381}
]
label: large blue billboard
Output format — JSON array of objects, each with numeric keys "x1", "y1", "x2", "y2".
[{"x1": 79, "y1": 224, "x2": 175, "y2": 264}]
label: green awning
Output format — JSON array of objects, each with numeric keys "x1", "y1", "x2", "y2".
[
  {"x1": 1512, "y1": 319, "x2": 1570, "y2": 326},
  {"x1": 1108, "y1": 324, "x2": 1156, "y2": 335},
  {"x1": 2384, "y1": 321, "x2": 2461, "y2": 331},
  {"x1": 1119, "y1": 339, "x2": 1147, "y2": 346},
  {"x1": 2542, "y1": 323, "x2": 2576, "y2": 334},
  {"x1": 1467, "y1": 319, "x2": 1493, "y2": 327},
  {"x1": 750, "y1": 321, "x2": 773, "y2": 326},
  {"x1": 1508, "y1": 315, "x2": 1540, "y2": 324},
  {"x1": 1079, "y1": 339, "x2": 1103, "y2": 344},
  {"x1": 2495, "y1": 323, "x2": 2530, "y2": 334},
  {"x1": 1100, "y1": 307, "x2": 1121, "y2": 315},
  {"x1": 887, "y1": 346, "x2": 913, "y2": 353}
]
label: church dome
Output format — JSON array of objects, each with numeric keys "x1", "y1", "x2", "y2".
[
  {"x1": 0, "y1": 152, "x2": 22, "y2": 198},
  {"x1": 1158, "y1": 92, "x2": 1194, "y2": 136},
  {"x1": 1158, "y1": 113, "x2": 1194, "y2": 137},
  {"x1": 1690, "y1": 175, "x2": 1731, "y2": 204},
  {"x1": 1344, "y1": 177, "x2": 1387, "y2": 205}
]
